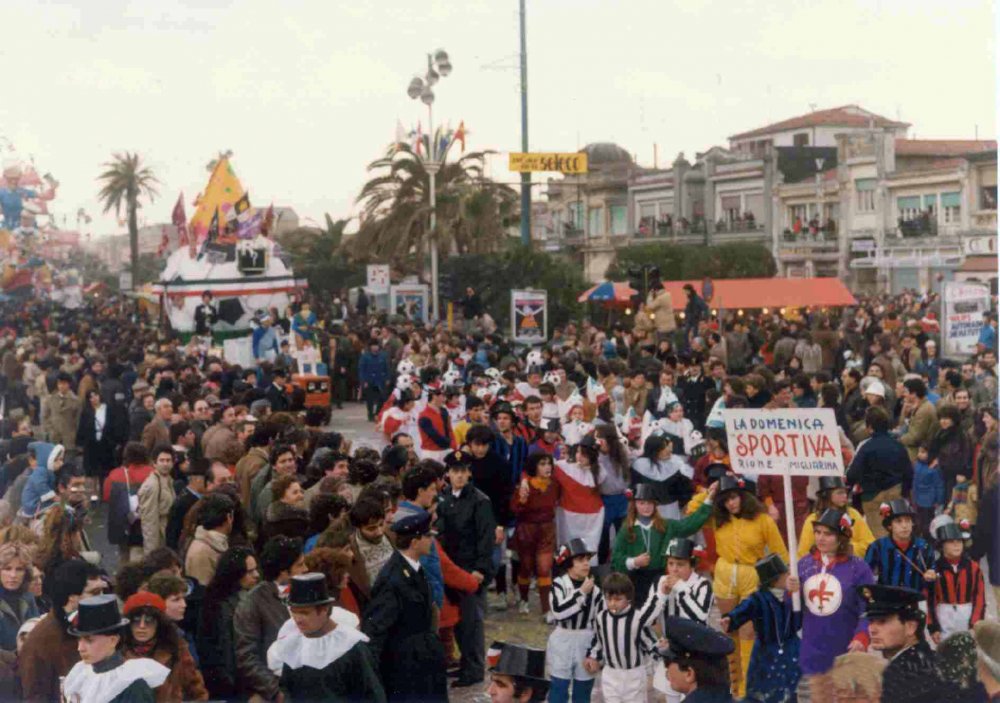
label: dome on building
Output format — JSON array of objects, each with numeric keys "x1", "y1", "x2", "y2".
[{"x1": 580, "y1": 142, "x2": 633, "y2": 166}]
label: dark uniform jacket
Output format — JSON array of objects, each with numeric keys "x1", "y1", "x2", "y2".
[
  {"x1": 363, "y1": 551, "x2": 447, "y2": 702},
  {"x1": 882, "y1": 640, "x2": 951, "y2": 703},
  {"x1": 436, "y1": 483, "x2": 496, "y2": 582}
]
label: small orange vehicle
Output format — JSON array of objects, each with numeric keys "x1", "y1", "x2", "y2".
[{"x1": 291, "y1": 374, "x2": 331, "y2": 408}]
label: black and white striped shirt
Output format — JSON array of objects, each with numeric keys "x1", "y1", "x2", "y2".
[
  {"x1": 665, "y1": 573, "x2": 713, "y2": 624},
  {"x1": 550, "y1": 574, "x2": 601, "y2": 630},
  {"x1": 586, "y1": 580, "x2": 667, "y2": 669}
]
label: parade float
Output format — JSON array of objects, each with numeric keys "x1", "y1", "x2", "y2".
[
  {"x1": 0, "y1": 158, "x2": 85, "y2": 307},
  {"x1": 152, "y1": 156, "x2": 306, "y2": 337}
]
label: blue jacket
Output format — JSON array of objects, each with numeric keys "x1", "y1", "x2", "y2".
[
  {"x1": 358, "y1": 350, "x2": 390, "y2": 389},
  {"x1": 0, "y1": 587, "x2": 37, "y2": 650},
  {"x1": 912, "y1": 460, "x2": 945, "y2": 508},
  {"x1": 846, "y1": 431, "x2": 912, "y2": 497},
  {"x1": 20, "y1": 441, "x2": 56, "y2": 516}
]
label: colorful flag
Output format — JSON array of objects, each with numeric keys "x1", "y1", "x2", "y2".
[
  {"x1": 454, "y1": 121, "x2": 467, "y2": 153},
  {"x1": 171, "y1": 192, "x2": 189, "y2": 249}
]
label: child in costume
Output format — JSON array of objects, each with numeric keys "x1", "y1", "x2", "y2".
[
  {"x1": 797, "y1": 476, "x2": 875, "y2": 558},
  {"x1": 610, "y1": 482, "x2": 715, "y2": 600},
  {"x1": 548, "y1": 538, "x2": 600, "y2": 703},
  {"x1": 553, "y1": 437, "x2": 605, "y2": 563},
  {"x1": 864, "y1": 499, "x2": 936, "y2": 594},
  {"x1": 793, "y1": 509, "x2": 875, "y2": 703},
  {"x1": 721, "y1": 554, "x2": 801, "y2": 703},
  {"x1": 511, "y1": 452, "x2": 559, "y2": 615},
  {"x1": 928, "y1": 521, "x2": 986, "y2": 642}
]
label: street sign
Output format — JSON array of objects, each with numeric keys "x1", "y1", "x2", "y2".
[{"x1": 509, "y1": 152, "x2": 588, "y2": 174}]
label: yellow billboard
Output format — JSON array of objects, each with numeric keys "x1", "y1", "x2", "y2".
[{"x1": 509, "y1": 152, "x2": 588, "y2": 174}]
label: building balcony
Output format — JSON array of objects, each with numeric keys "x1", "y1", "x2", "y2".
[{"x1": 777, "y1": 235, "x2": 840, "y2": 260}]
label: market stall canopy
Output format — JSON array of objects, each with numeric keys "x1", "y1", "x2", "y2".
[
  {"x1": 578, "y1": 281, "x2": 638, "y2": 304},
  {"x1": 660, "y1": 277, "x2": 856, "y2": 309}
]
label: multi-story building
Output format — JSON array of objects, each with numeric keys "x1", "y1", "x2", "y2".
[{"x1": 773, "y1": 130, "x2": 997, "y2": 293}]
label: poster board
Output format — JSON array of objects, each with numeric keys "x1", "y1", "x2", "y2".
[
  {"x1": 723, "y1": 407, "x2": 844, "y2": 601},
  {"x1": 390, "y1": 284, "x2": 429, "y2": 324},
  {"x1": 511, "y1": 289, "x2": 548, "y2": 344},
  {"x1": 942, "y1": 281, "x2": 990, "y2": 358},
  {"x1": 367, "y1": 264, "x2": 390, "y2": 295}
]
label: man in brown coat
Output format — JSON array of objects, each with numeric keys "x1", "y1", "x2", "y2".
[
  {"x1": 20, "y1": 559, "x2": 105, "y2": 702},
  {"x1": 185, "y1": 493, "x2": 234, "y2": 586},
  {"x1": 236, "y1": 428, "x2": 272, "y2": 506},
  {"x1": 41, "y1": 373, "x2": 81, "y2": 451},
  {"x1": 646, "y1": 287, "x2": 676, "y2": 342},
  {"x1": 202, "y1": 406, "x2": 243, "y2": 465},
  {"x1": 141, "y1": 398, "x2": 173, "y2": 452},
  {"x1": 899, "y1": 377, "x2": 937, "y2": 461}
]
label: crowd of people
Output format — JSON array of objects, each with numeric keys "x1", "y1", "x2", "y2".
[{"x1": 0, "y1": 283, "x2": 993, "y2": 703}]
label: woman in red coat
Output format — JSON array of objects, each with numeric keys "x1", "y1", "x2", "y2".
[{"x1": 436, "y1": 538, "x2": 479, "y2": 669}]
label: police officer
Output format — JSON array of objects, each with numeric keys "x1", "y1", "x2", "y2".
[
  {"x1": 363, "y1": 511, "x2": 448, "y2": 702},
  {"x1": 857, "y1": 584, "x2": 950, "y2": 703},
  {"x1": 658, "y1": 616, "x2": 736, "y2": 703}
]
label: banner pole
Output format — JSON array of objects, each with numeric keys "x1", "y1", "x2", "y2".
[{"x1": 783, "y1": 475, "x2": 801, "y2": 612}]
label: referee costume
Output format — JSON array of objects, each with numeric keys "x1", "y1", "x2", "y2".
[{"x1": 548, "y1": 539, "x2": 602, "y2": 700}]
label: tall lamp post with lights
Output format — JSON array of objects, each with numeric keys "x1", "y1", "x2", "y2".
[{"x1": 406, "y1": 48, "x2": 452, "y2": 321}]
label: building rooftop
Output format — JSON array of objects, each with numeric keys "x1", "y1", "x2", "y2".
[
  {"x1": 580, "y1": 142, "x2": 633, "y2": 166},
  {"x1": 729, "y1": 104, "x2": 909, "y2": 141},
  {"x1": 894, "y1": 139, "x2": 997, "y2": 157}
]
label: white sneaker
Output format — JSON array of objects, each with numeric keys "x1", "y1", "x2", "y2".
[{"x1": 518, "y1": 600, "x2": 530, "y2": 614}]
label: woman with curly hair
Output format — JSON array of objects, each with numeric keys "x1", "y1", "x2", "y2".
[
  {"x1": 196, "y1": 546, "x2": 259, "y2": 700},
  {"x1": 36, "y1": 503, "x2": 85, "y2": 602},
  {"x1": 122, "y1": 591, "x2": 208, "y2": 701}
]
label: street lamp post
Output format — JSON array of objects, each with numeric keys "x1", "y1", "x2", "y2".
[{"x1": 407, "y1": 49, "x2": 452, "y2": 322}]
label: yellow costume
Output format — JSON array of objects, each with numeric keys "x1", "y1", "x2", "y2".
[{"x1": 797, "y1": 506, "x2": 874, "y2": 559}]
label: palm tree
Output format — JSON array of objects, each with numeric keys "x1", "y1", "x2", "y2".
[
  {"x1": 97, "y1": 153, "x2": 160, "y2": 286},
  {"x1": 347, "y1": 144, "x2": 518, "y2": 268}
]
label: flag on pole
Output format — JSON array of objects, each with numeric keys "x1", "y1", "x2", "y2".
[
  {"x1": 454, "y1": 121, "x2": 467, "y2": 153},
  {"x1": 171, "y1": 192, "x2": 189, "y2": 249},
  {"x1": 262, "y1": 204, "x2": 275, "y2": 236},
  {"x1": 415, "y1": 121, "x2": 423, "y2": 156},
  {"x1": 156, "y1": 225, "x2": 170, "y2": 258}
]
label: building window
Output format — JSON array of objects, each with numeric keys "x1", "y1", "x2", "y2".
[
  {"x1": 897, "y1": 196, "x2": 921, "y2": 222},
  {"x1": 588, "y1": 206, "x2": 603, "y2": 236},
  {"x1": 855, "y1": 178, "x2": 876, "y2": 213},
  {"x1": 610, "y1": 205, "x2": 627, "y2": 236},
  {"x1": 567, "y1": 203, "x2": 583, "y2": 232},
  {"x1": 981, "y1": 185, "x2": 997, "y2": 210},
  {"x1": 637, "y1": 203, "x2": 656, "y2": 236},
  {"x1": 942, "y1": 192, "x2": 961, "y2": 224},
  {"x1": 793, "y1": 132, "x2": 809, "y2": 146}
]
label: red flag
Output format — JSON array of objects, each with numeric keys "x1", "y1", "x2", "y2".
[
  {"x1": 454, "y1": 120, "x2": 466, "y2": 153},
  {"x1": 172, "y1": 192, "x2": 189, "y2": 247},
  {"x1": 156, "y1": 225, "x2": 170, "y2": 257},
  {"x1": 262, "y1": 204, "x2": 275, "y2": 236}
]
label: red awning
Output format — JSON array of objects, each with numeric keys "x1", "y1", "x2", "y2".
[{"x1": 660, "y1": 277, "x2": 856, "y2": 310}]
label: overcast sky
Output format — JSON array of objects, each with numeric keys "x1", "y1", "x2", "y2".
[{"x1": 2, "y1": 0, "x2": 994, "y2": 237}]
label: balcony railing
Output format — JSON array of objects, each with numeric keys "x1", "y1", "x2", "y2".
[
  {"x1": 713, "y1": 219, "x2": 761, "y2": 233},
  {"x1": 895, "y1": 217, "x2": 938, "y2": 238}
]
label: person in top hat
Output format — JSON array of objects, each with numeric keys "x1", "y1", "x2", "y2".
[
  {"x1": 488, "y1": 642, "x2": 549, "y2": 703},
  {"x1": 62, "y1": 594, "x2": 170, "y2": 703},
  {"x1": 928, "y1": 521, "x2": 986, "y2": 642},
  {"x1": 858, "y1": 584, "x2": 950, "y2": 703},
  {"x1": 791, "y1": 508, "x2": 874, "y2": 703},
  {"x1": 611, "y1": 481, "x2": 716, "y2": 603},
  {"x1": 687, "y1": 473, "x2": 787, "y2": 698},
  {"x1": 797, "y1": 476, "x2": 874, "y2": 559},
  {"x1": 363, "y1": 510, "x2": 449, "y2": 701},
  {"x1": 268, "y1": 572, "x2": 385, "y2": 702},
  {"x1": 548, "y1": 538, "x2": 600, "y2": 703},
  {"x1": 194, "y1": 291, "x2": 217, "y2": 340},
  {"x1": 974, "y1": 620, "x2": 1000, "y2": 702},
  {"x1": 658, "y1": 616, "x2": 736, "y2": 703},
  {"x1": 720, "y1": 554, "x2": 801, "y2": 703},
  {"x1": 864, "y1": 498, "x2": 936, "y2": 592},
  {"x1": 654, "y1": 539, "x2": 715, "y2": 703}
]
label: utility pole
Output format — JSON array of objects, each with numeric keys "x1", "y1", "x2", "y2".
[{"x1": 519, "y1": 0, "x2": 531, "y2": 246}]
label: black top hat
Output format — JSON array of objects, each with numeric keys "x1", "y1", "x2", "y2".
[
  {"x1": 664, "y1": 537, "x2": 698, "y2": 561},
  {"x1": 818, "y1": 476, "x2": 846, "y2": 494},
  {"x1": 490, "y1": 642, "x2": 548, "y2": 685},
  {"x1": 392, "y1": 510, "x2": 436, "y2": 538},
  {"x1": 880, "y1": 498, "x2": 915, "y2": 527},
  {"x1": 557, "y1": 538, "x2": 596, "y2": 564},
  {"x1": 544, "y1": 418, "x2": 562, "y2": 435},
  {"x1": 664, "y1": 432, "x2": 685, "y2": 455},
  {"x1": 491, "y1": 402, "x2": 517, "y2": 419},
  {"x1": 754, "y1": 553, "x2": 788, "y2": 586},
  {"x1": 717, "y1": 474, "x2": 749, "y2": 496},
  {"x1": 444, "y1": 450, "x2": 473, "y2": 470},
  {"x1": 287, "y1": 573, "x2": 336, "y2": 607},
  {"x1": 857, "y1": 584, "x2": 924, "y2": 621},
  {"x1": 577, "y1": 434, "x2": 598, "y2": 450},
  {"x1": 814, "y1": 508, "x2": 853, "y2": 536},
  {"x1": 704, "y1": 463, "x2": 729, "y2": 484},
  {"x1": 631, "y1": 483, "x2": 659, "y2": 503},
  {"x1": 658, "y1": 617, "x2": 734, "y2": 663},
  {"x1": 935, "y1": 522, "x2": 970, "y2": 543},
  {"x1": 68, "y1": 594, "x2": 129, "y2": 637},
  {"x1": 396, "y1": 390, "x2": 415, "y2": 406}
]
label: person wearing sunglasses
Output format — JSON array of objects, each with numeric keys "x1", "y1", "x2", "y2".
[{"x1": 122, "y1": 592, "x2": 208, "y2": 701}]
